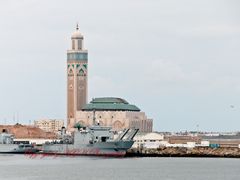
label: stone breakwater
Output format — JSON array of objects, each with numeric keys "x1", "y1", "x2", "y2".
[{"x1": 126, "y1": 147, "x2": 240, "y2": 158}]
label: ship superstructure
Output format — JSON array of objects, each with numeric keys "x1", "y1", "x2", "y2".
[
  {"x1": 0, "y1": 130, "x2": 39, "y2": 153},
  {"x1": 42, "y1": 125, "x2": 138, "y2": 157}
]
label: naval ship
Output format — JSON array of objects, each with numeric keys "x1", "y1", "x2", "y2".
[
  {"x1": 42, "y1": 113, "x2": 138, "y2": 157},
  {"x1": 0, "y1": 129, "x2": 39, "y2": 154}
]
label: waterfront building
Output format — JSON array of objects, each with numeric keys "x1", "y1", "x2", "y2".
[
  {"x1": 132, "y1": 132, "x2": 164, "y2": 149},
  {"x1": 68, "y1": 97, "x2": 153, "y2": 132},
  {"x1": 34, "y1": 119, "x2": 64, "y2": 133},
  {"x1": 66, "y1": 26, "x2": 153, "y2": 132},
  {"x1": 67, "y1": 24, "x2": 88, "y2": 131}
]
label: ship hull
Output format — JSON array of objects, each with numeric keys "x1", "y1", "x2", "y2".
[
  {"x1": 0, "y1": 144, "x2": 39, "y2": 154},
  {"x1": 42, "y1": 141, "x2": 134, "y2": 157},
  {"x1": 0, "y1": 144, "x2": 19, "y2": 153}
]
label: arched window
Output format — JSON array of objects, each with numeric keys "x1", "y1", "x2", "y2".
[
  {"x1": 72, "y1": 40, "x2": 75, "y2": 50},
  {"x1": 78, "y1": 40, "x2": 82, "y2": 50},
  {"x1": 113, "y1": 121, "x2": 123, "y2": 131},
  {"x1": 78, "y1": 68, "x2": 84, "y2": 76},
  {"x1": 69, "y1": 69, "x2": 73, "y2": 74}
]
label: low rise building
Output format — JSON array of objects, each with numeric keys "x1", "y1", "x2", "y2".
[
  {"x1": 133, "y1": 132, "x2": 164, "y2": 149},
  {"x1": 202, "y1": 135, "x2": 240, "y2": 148},
  {"x1": 34, "y1": 119, "x2": 64, "y2": 133},
  {"x1": 165, "y1": 135, "x2": 201, "y2": 144}
]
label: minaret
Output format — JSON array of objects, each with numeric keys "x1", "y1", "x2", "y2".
[{"x1": 67, "y1": 24, "x2": 88, "y2": 130}]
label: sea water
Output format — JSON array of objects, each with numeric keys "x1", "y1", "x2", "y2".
[{"x1": 0, "y1": 154, "x2": 239, "y2": 180}]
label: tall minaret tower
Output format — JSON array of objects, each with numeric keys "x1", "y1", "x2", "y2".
[{"x1": 67, "y1": 25, "x2": 88, "y2": 130}]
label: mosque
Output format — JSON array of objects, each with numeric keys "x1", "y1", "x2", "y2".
[{"x1": 66, "y1": 25, "x2": 153, "y2": 132}]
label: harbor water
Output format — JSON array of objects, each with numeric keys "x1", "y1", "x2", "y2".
[{"x1": 0, "y1": 154, "x2": 239, "y2": 180}]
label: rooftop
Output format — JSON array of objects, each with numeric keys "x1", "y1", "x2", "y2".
[
  {"x1": 90, "y1": 97, "x2": 129, "y2": 104},
  {"x1": 82, "y1": 97, "x2": 140, "y2": 112}
]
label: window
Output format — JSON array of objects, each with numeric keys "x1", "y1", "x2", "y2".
[
  {"x1": 78, "y1": 40, "x2": 82, "y2": 50},
  {"x1": 72, "y1": 40, "x2": 75, "y2": 50},
  {"x1": 101, "y1": 137, "x2": 108, "y2": 142}
]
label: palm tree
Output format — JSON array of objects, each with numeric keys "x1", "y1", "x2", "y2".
[{"x1": 74, "y1": 122, "x2": 83, "y2": 130}]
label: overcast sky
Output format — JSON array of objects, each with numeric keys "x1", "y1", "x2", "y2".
[{"x1": 0, "y1": 0, "x2": 239, "y2": 131}]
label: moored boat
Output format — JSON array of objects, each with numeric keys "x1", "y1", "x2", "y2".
[
  {"x1": 0, "y1": 129, "x2": 39, "y2": 154},
  {"x1": 42, "y1": 125, "x2": 138, "y2": 157}
]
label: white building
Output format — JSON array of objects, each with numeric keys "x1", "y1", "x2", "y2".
[
  {"x1": 133, "y1": 132, "x2": 164, "y2": 149},
  {"x1": 34, "y1": 119, "x2": 64, "y2": 133}
]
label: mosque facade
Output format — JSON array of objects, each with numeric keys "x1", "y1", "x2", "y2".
[{"x1": 67, "y1": 26, "x2": 153, "y2": 132}]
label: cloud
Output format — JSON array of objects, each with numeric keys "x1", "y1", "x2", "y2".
[
  {"x1": 132, "y1": 58, "x2": 240, "y2": 96},
  {"x1": 144, "y1": 59, "x2": 187, "y2": 82},
  {"x1": 89, "y1": 75, "x2": 125, "y2": 99},
  {"x1": 178, "y1": 25, "x2": 240, "y2": 37},
  {"x1": 0, "y1": 0, "x2": 239, "y2": 131}
]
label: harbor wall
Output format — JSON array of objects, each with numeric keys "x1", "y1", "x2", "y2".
[{"x1": 126, "y1": 147, "x2": 240, "y2": 158}]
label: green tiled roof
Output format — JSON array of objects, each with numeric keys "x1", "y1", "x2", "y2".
[
  {"x1": 90, "y1": 97, "x2": 128, "y2": 104},
  {"x1": 82, "y1": 97, "x2": 140, "y2": 111}
]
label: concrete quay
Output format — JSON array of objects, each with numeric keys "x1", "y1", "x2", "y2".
[{"x1": 126, "y1": 147, "x2": 240, "y2": 158}]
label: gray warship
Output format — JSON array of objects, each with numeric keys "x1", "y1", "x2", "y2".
[
  {"x1": 0, "y1": 129, "x2": 39, "y2": 154},
  {"x1": 42, "y1": 113, "x2": 138, "y2": 157}
]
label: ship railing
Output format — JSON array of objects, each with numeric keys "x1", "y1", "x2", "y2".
[
  {"x1": 124, "y1": 129, "x2": 139, "y2": 140},
  {"x1": 114, "y1": 129, "x2": 130, "y2": 141},
  {"x1": 114, "y1": 128, "x2": 139, "y2": 141}
]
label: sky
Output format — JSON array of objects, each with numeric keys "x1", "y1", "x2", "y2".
[{"x1": 0, "y1": 0, "x2": 239, "y2": 132}]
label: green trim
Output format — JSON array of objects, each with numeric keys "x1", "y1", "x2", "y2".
[
  {"x1": 82, "y1": 97, "x2": 140, "y2": 111},
  {"x1": 82, "y1": 103, "x2": 140, "y2": 111},
  {"x1": 79, "y1": 68, "x2": 84, "y2": 75},
  {"x1": 90, "y1": 97, "x2": 128, "y2": 104}
]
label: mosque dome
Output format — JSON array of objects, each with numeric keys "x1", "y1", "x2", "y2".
[{"x1": 71, "y1": 24, "x2": 83, "y2": 39}]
